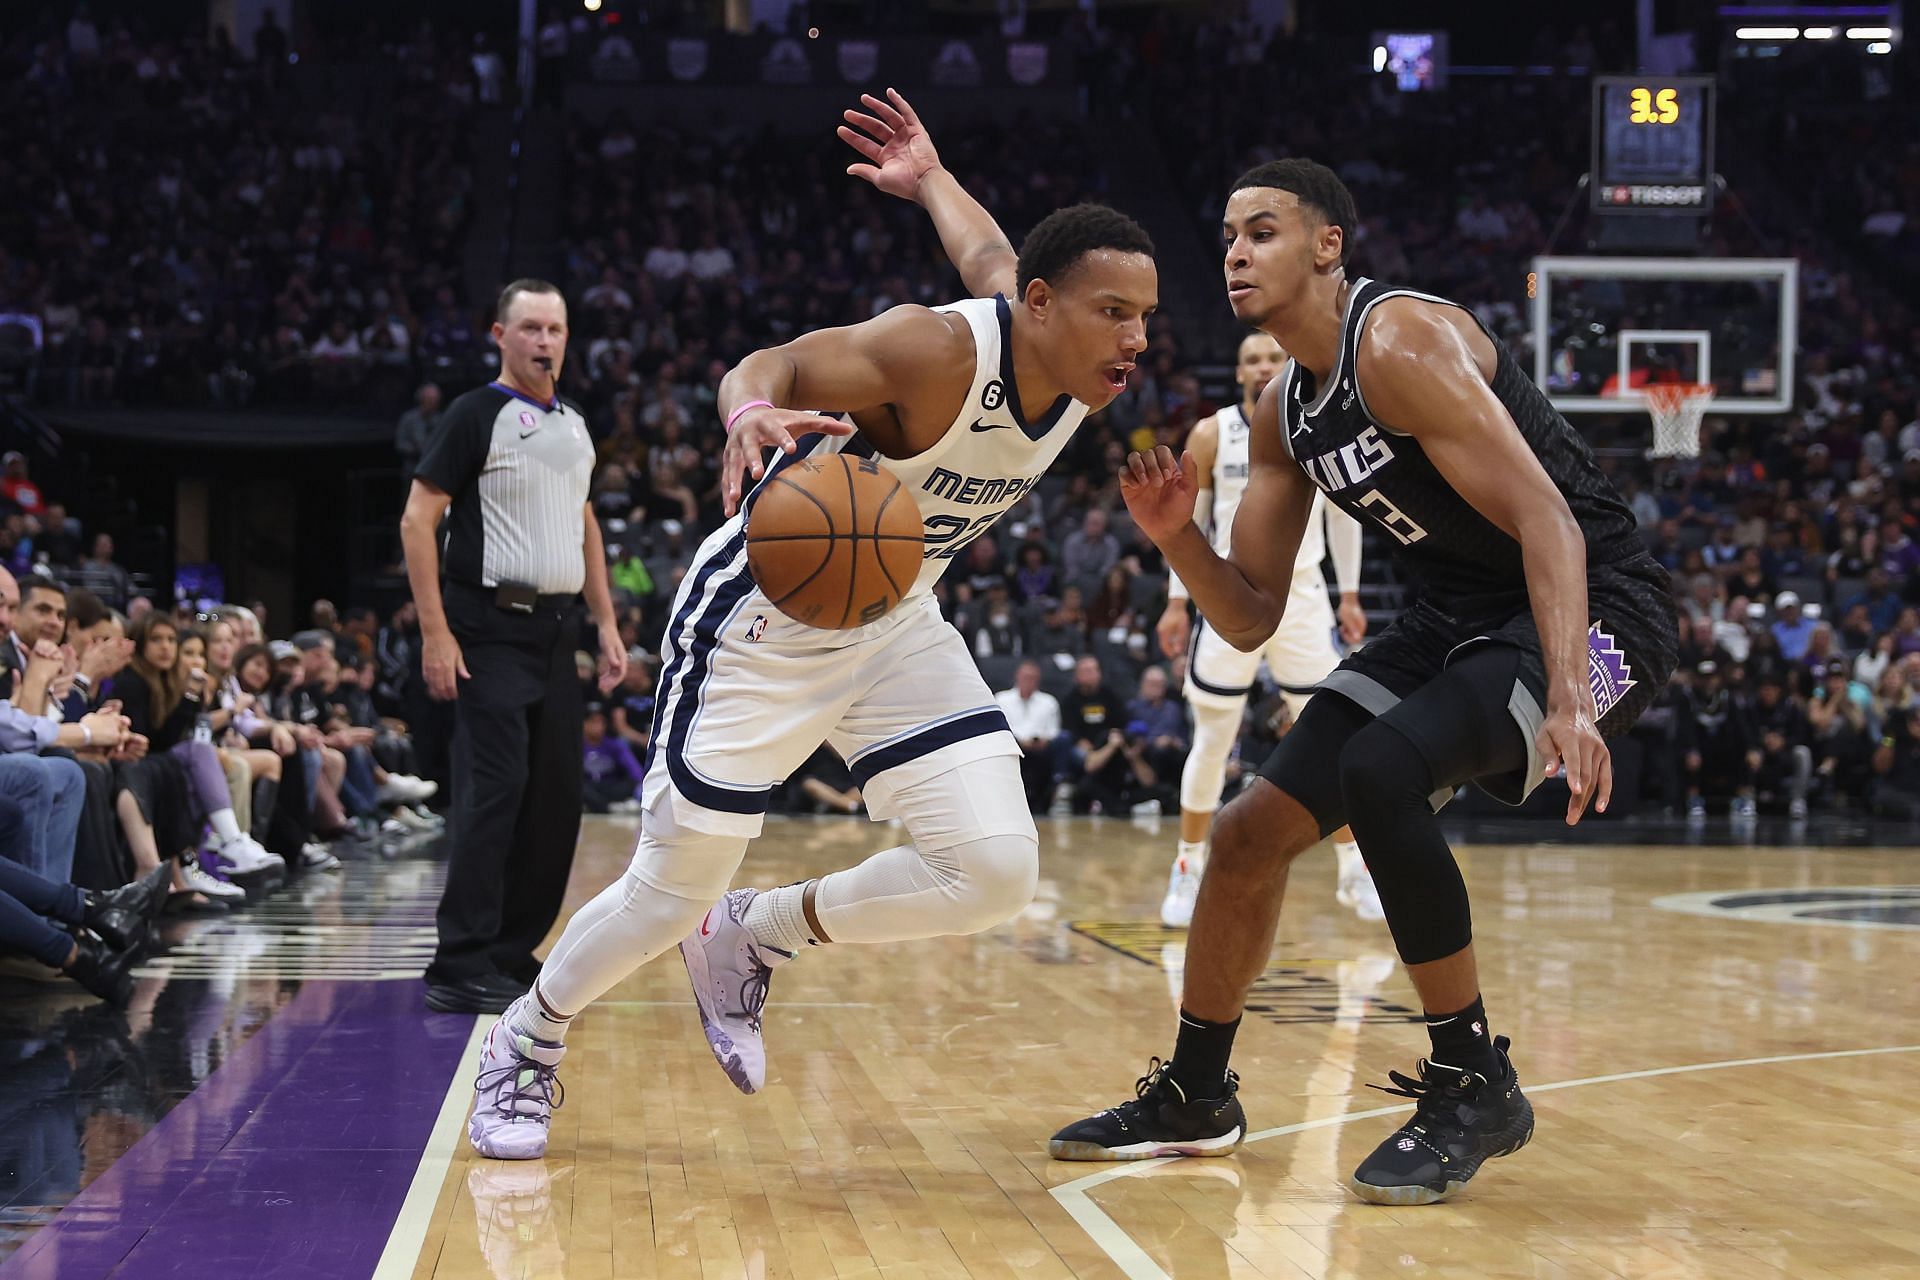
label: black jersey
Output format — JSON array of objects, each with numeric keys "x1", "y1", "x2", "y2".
[{"x1": 1280, "y1": 278, "x2": 1644, "y2": 616}]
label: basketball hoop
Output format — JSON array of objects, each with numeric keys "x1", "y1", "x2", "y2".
[{"x1": 1644, "y1": 382, "x2": 1713, "y2": 459}]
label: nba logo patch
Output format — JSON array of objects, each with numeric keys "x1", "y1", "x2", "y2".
[
  {"x1": 744, "y1": 615, "x2": 768, "y2": 642},
  {"x1": 1587, "y1": 623, "x2": 1637, "y2": 717},
  {"x1": 519, "y1": 410, "x2": 537, "y2": 429}
]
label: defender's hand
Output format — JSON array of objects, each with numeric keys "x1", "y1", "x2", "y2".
[
  {"x1": 1539, "y1": 699, "x2": 1612, "y2": 825},
  {"x1": 1118, "y1": 446, "x2": 1200, "y2": 546},
  {"x1": 1337, "y1": 594, "x2": 1369, "y2": 647}
]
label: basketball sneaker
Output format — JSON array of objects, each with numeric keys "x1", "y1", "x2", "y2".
[
  {"x1": 468, "y1": 1015, "x2": 566, "y2": 1160},
  {"x1": 1159, "y1": 857, "x2": 1201, "y2": 928},
  {"x1": 1347, "y1": 1035, "x2": 1533, "y2": 1205},
  {"x1": 1048, "y1": 1059, "x2": 1246, "y2": 1161},
  {"x1": 679, "y1": 887, "x2": 790, "y2": 1094},
  {"x1": 1336, "y1": 868, "x2": 1385, "y2": 922}
]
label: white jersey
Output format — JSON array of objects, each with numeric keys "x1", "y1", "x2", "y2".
[
  {"x1": 1208, "y1": 402, "x2": 1329, "y2": 575},
  {"x1": 742, "y1": 294, "x2": 1090, "y2": 606}
]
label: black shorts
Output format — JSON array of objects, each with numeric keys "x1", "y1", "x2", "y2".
[{"x1": 1264, "y1": 554, "x2": 1678, "y2": 811}]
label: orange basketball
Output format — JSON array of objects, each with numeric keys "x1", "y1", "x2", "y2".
[{"x1": 746, "y1": 453, "x2": 924, "y2": 629}]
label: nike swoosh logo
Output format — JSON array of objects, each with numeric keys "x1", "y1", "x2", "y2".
[
  {"x1": 699, "y1": 910, "x2": 715, "y2": 938},
  {"x1": 969, "y1": 419, "x2": 1010, "y2": 433},
  {"x1": 519, "y1": 429, "x2": 538, "y2": 439}
]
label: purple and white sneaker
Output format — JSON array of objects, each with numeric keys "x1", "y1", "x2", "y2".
[
  {"x1": 679, "y1": 888, "x2": 790, "y2": 1094},
  {"x1": 467, "y1": 1014, "x2": 566, "y2": 1160}
]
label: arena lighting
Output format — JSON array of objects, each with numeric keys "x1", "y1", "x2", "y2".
[
  {"x1": 1868, "y1": 39, "x2": 1894, "y2": 50},
  {"x1": 1736, "y1": 26, "x2": 1801, "y2": 37},
  {"x1": 1846, "y1": 25, "x2": 1895, "y2": 36},
  {"x1": 583, "y1": 0, "x2": 601, "y2": 10},
  {"x1": 1372, "y1": 45, "x2": 1388, "y2": 72},
  {"x1": 1803, "y1": 26, "x2": 1836, "y2": 37}
]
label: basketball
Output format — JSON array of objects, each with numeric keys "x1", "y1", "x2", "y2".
[{"x1": 746, "y1": 453, "x2": 924, "y2": 629}]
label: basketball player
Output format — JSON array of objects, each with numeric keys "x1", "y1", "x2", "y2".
[
  {"x1": 1049, "y1": 160, "x2": 1677, "y2": 1206},
  {"x1": 1156, "y1": 330, "x2": 1380, "y2": 928},
  {"x1": 464, "y1": 90, "x2": 1158, "y2": 1157}
]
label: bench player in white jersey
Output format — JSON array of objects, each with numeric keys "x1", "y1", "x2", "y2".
[
  {"x1": 1155, "y1": 332, "x2": 1383, "y2": 927},
  {"x1": 464, "y1": 90, "x2": 1158, "y2": 1157}
]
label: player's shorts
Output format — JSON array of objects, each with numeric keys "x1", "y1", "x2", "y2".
[
  {"x1": 642, "y1": 527, "x2": 1018, "y2": 837},
  {"x1": 1305, "y1": 553, "x2": 1678, "y2": 806},
  {"x1": 1186, "y1": 568, "x2": 1339, "y2": 713}
]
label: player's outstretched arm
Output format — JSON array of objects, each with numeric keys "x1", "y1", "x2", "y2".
[
  {"x1": 1122, "y1": 382, "x2": 1310, "y2": 652},
  {"x1": 1357, "y1": 297, "x2": 1607, "y2": 824},
  {"x1": 840, "y1": 88, "x2": 1017, "y2": 299},
  {"x1": 716, "y1": 307, "x2": 973, "y2": 514}
]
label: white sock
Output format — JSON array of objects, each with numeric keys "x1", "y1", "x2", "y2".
[
  {"x1": 743, "y1": 882, "x2": 816, "y2": 955},
  {"x1": 1334, "y1": 839, "x2": 1366, "y2": 880},
  {"x1": 511, "y1": 991, "x2": 572, "y2": 1045},
  {"x1": 1176, "y1": 839, "x2": 1208, "y2": 874},
  {"x1": 209, "y1": 809, "x2": 242, "y2": 843}
]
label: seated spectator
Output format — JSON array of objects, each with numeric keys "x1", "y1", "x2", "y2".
[
  {"x1": 609, "y1": 659, "x2": 655, "y2": 753},
  {"x1": 965, "y1": 582, "x2": 1023, "y2": 658},
  {"x1": 1061, "y1": 508, "x2": 1120, "y2": 589},
  {"x1": 1812, "y1": 658, "x2": 1874, "y2": 807},
  {"x1": 1054, "y1": 654, "x2": 1160, "y2": 814},
  {"x1": 121, "y1": 612, "x2": 284, "y2": 883},
  {"x1": 1769, "y1": 591, "x2": 1816, "y2": 661},
  {"x1": 1682, "y1": 661, "x2": 1758, "y2": 820},
  {"x1": 1086, "y1": 564, "x2": 1138, "y2": 636},
  {"x1": 1749, "y1": 674, "x2": 1813, "y2": 818},
  {"x1": 994, "y1": 659, "x2": 1060, "y2": 814},
  {"x1": 1125, "y1": 665, "x2": 1189, "y2": 781},
  {"x1": 1872, "y1": 703, "x2": 1920, "y2": 820},
  {"x1": 0, "y1": 814, "x2": 168, "y2": 1005},
  {"x1": 581, "y1": 702, "x2": 643, "y2": 814},
  {"x1": 1027, "y1": 585, "x2": 1089, "y2": 659},
  {"x1": 1011, "y1": 543, "x2": 1058, "y2": 605}
]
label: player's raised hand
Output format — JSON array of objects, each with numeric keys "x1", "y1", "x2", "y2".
[
  {"x1": 1155, "y1": 600, "x2": 1190, "y2": 659},
  {"x1": 1118, "y1": 446, "x2": 1199, "y2": 546},
  {"x1": 1538, "y1": 698, "x2": 1612, "y2": 825},
  {"x1": 839, "y1": 87, "x2": 943, "y2": 202},
  {"x1": 721, "y1": 404, "x2": 854, "y2": 517}
]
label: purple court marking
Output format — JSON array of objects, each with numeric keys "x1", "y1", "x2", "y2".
[{"x1": 1, "y1": 981, "x2": 472, "y2": 1280}]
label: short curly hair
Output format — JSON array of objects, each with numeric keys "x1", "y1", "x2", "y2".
[
  {"x1": 1231, "y1": 159, "x2": 1357, "y2": 267},
  {"x1": 1014, "y1": 204, "x2": 1155, "y2": 297}
]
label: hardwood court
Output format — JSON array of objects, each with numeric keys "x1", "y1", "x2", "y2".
[{"x1": 404, "y1": 817, "x2": 1920, "y2": 1279}]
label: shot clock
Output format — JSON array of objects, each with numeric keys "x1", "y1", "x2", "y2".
[{"x1": 1590, "y1": 74, "x2": 1716, "y2": 214}]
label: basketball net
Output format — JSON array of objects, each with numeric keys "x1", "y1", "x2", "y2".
[{"x1": 1643, "y1": 382, "x2": 1712, "y2": 459}]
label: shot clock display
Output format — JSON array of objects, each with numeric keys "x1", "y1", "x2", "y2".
[{"x1": 1590, "y1": 74, "x2": 1716, "y2": 214}]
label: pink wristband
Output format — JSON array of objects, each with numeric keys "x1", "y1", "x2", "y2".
[{"x1": 725, "y1": 399, "x2": 775, "y2": 433}]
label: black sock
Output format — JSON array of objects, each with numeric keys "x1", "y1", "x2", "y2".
[
  {"x1": 1424, "y1": 994, "x2": 1498, "y2": 1078},
  {"x1": 1167, "y1": 1008, "x2": 1241, "y2": 1099}
]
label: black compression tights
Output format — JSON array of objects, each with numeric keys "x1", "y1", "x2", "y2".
[{"x1": 1337, "y1": 646, "x2": 1532, "y2": 966}]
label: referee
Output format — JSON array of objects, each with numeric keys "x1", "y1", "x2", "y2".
[{"x1": 401, "y1": 278, "x2": 627, "y2": 1014}]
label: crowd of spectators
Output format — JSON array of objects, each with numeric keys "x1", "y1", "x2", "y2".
[
  {"x1": 0, "y1": 445, "x2": 462, "y2": 1005},
  {"x1": 0, "y1": 10, "x2": 485, "y2": 409}
]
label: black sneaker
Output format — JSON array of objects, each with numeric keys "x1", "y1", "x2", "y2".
[
  {"x1": 1347, "y1": 1035, "x2": 1533, "y2": 1205},
  {"x1": 1049, "y1": 1059, "x2": 1247, "y2": 1161}
]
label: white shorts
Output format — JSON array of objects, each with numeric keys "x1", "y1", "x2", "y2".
[
  {"x1": 643, "y1": 528, "x2": 1018, "y2": 837},
  {"x1": 1186, "y1": 569, "x2": 1340, "y2": 712}
]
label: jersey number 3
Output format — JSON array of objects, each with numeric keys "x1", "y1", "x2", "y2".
[{"x1": 1357, "y1": 489, "x2": 1429, "y2": 545}]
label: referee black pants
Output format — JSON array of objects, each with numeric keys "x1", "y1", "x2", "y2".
[{"x1": 428, "y1": 586, "x2": 584, "y2": 985}]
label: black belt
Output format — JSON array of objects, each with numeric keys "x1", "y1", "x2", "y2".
[{"x1": 447, "y1": 581, "x2": 578, "y2": 614}]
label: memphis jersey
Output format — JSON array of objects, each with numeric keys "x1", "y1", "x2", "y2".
[
  {"x1": 1208, "y1": 401, "x2": 1331, "y2": 575},
  {"x1": 1279, "y1": 277, "x2": 1641, "y2": 610},
  {"x1": 744, "y1": 295, "x2": 1091, "y2": 605}
]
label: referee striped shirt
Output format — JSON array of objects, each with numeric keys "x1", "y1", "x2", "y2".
[{"x1": 416, "y1": 381, "x2": 594, "y2": 594}]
